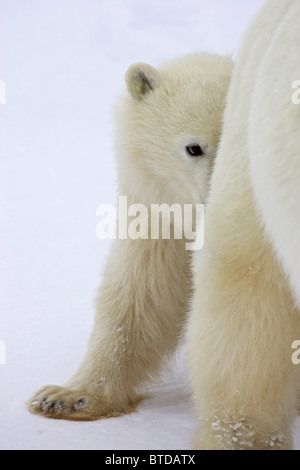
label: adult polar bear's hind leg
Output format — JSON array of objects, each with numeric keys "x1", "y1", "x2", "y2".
[
  {"x1": 249, "y1": 1, "x2": 300, "y2": 309},
  {"x1": 187, "y1": 0, "x2": 300, "y2": 450}
]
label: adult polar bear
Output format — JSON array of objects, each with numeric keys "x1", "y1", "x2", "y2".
[{"x1": 188, "y1": 0, "x2": 300, "y2": 451}]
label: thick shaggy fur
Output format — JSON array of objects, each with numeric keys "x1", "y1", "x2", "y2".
[
  {"x1": 28, "y1": 53, "x2": 233, "y2": 421},
  {"x1": 187, "y1": 0, "x2": 300, "y2": 450}
]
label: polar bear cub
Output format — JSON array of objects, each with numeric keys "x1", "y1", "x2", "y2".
[
  {"x1": 187, "y1": 0, "x2": 300, "y2": 451},
  {"x1": 28, "y1": 53, "x2": 233, "y2": 421}
]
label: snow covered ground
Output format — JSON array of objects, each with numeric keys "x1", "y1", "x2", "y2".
[{"x1": 2, "y1": 0, "x2": 300, "y2": 450}]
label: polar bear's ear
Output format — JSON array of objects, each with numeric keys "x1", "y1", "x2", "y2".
[{"x1": 125, "y1": 63, "x2": 162, "y2": 101}]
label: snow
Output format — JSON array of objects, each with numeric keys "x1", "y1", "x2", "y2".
[{"x1": 2, "y1": 0, "x2": 300, "y2": 451}]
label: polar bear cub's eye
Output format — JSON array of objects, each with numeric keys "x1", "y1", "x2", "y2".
[{"x1": 186, "y1": 145, "x2": 204, "y2": 157}]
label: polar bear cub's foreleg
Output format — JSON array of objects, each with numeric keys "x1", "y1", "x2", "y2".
[{"x1": 29, "y1": 236, "x2": 190, "y2": 420}]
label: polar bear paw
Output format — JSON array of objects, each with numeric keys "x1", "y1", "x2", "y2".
[{"x1": 28, "y1": 385, "x2": 137, "y2": 421}]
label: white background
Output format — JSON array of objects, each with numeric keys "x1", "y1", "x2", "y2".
[{"x1": 2, "y1": 0, "x2": 299, "y2": 451}]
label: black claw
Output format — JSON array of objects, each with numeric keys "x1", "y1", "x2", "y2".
[
  {"x1": 73, "y1": 398, "x2": 86, "y2": 411},
  {"x1": 54, "y1": 400, "x2": 65, "y2": 413},
  {"x1": 40, "y1": 398, "x2": 49, "y2": 411},
  {"x1": 48, "y1": 401, "x2": 56, "y2": 412}
]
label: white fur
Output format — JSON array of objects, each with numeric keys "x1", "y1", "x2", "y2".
[
  {"x1": 249, "y1": 1, "x2": 300, "y2": 308},
  {"x1": 187, "y1": 0, "x2": 300, "y2": 450},
  {"x1": 28, "y1": 53, "x2": 233, "y2": 421}
]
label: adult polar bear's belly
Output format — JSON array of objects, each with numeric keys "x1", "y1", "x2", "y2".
[
  {"x1": 249, "y1": 0, "x2": 300, "y2": 308},
  {"x1": 187, "y1": 0, "x2": 300, "y2": 451}
]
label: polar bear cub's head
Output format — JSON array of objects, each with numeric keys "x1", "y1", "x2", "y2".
[{"x1": 115, "y1": 53, "x2": 233, "y2": 205}]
